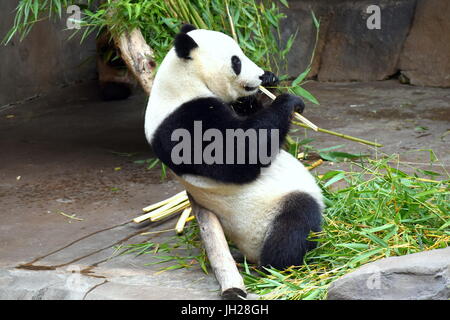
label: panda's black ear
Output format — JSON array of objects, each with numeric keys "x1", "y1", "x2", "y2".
[
  {"x1": 180, "y1": 24, "x2": 196, "y2": 33},
  {"x1": 174, "y1": 32, "x2": 198, "y2": 60}
]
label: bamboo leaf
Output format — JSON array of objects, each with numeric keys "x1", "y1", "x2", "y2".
[
  {"x1": 33, "y1": 0, "x2": 40, "y2": 20},
  {"x1": 323, "y1": 172, "x2": 346, "y2": 188},
  {"x1": 292, "y1": 67, "x2": 311, "y2": 87},
  {"x1": 348, "y1": 248, "x2": 384, "y2": 266},
  {"x1": 311, "y1": 10, "x2": 320, "y2": 29},
  {"x1": 291, "y1": 86, "x2": 320, "y2": 105}
]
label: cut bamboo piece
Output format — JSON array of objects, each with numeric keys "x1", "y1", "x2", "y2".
[
  {"x1": 294, "y1": 113, "x2": 319, "y2": 132},
  {"x1": 135, "y1": 200, "x2": 180, "y2": 223},
  {"x1": 259, "y1": 85, "x2": 318, "y2": 131},
  {"x1": 151, "y1": 200, "x2": 190, "y2": 222},
  {"x1": 134, "y1": 192, "x2": 189, "y2": 224},
  {"x1": 258, "y1": 85, "x2": 276, "y2": 100},
  {"x1": 175, "y1": 207, "x2": 192, "y2": 234},
  {"x1": 142, "y1": 190, "x2": 187, "y2": 213},
  {"x1": 306, "y1": 159, "x2": 324, "y2": 170},
  {"x1": 189, "y1": 196, "x2": 247, "y2": 299}
]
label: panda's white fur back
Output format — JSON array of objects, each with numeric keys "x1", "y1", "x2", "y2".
[{"x1": 145, "y1": 49, "x2": 213, "y2": 143}]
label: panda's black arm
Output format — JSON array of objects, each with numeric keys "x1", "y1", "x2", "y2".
[
  {"x1": 231, "y1": 95, "x2": 263, "y2": 116},
  {"x1": 151, "y1": 95, "x2": 301, "y2": 184},
  {"x1": 242, "y1": 93, "x2": 303, "y2": 143}
]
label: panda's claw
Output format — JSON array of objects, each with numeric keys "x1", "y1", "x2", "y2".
[{"x1": 259, "y1": 71, "x2": 279, "y2": 87}]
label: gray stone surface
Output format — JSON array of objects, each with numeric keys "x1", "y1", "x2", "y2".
[
  {"x1": 398, "y1": 0, "x2": 450, "y2": 87},
  {"x1": 0, "y1": 268, "x2": 105, "y2": 300},
  {"x1": 0, "y1": 83, "x2": 222, "y2": 300},
  {"x1": 0, "y1": 267, "x2": 220, "y2": 300},
  {"x1": 327, "y1": 247, "x2": 450, "y2": 300}
]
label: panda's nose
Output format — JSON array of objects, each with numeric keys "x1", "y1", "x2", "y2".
[{"x1": 259, "y1": 71, "x2": 279, "y2": 86}]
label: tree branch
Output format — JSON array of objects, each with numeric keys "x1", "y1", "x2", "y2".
[
  {"x1": 112, "y1": 28, "x2": 156, "y2": 94},
  {"x1": 189, "y1": 195, "x2": 247, "y2": 300}
]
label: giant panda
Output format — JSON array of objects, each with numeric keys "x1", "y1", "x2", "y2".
[{"x1": 144, "y1": 24, "x2": 324, "y2": 269}]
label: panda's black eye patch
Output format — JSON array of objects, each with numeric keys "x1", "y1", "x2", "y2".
[{"x1": 231, "y1": 55, "x2": 241, "y2": 75}]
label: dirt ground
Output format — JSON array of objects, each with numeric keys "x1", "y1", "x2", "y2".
[{"x1": 0, "y1": 80, "x2": 448, "y2": 299}]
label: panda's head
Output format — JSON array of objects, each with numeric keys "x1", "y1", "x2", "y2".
[{"x1": 173, "y1": 24, "x2": 265, "y2": 103}]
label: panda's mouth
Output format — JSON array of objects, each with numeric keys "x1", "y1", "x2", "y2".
[{"x1": 243, "y1": 85, "x2": 258, "y2": 92}]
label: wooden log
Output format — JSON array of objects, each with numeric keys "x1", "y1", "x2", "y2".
[
  {"x1": 112, "y1": 28, "x2": 156, "y2": 95},
  {"x1": 189, "y1": 196, "x2": 247, "y2": 300}
]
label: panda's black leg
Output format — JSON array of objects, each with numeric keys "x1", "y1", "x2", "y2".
[{"x1": 260, "y1": 192, "x2": 322, "y2": 270}]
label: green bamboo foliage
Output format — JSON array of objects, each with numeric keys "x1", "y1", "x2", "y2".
[
  {"x1": 4, "y1": 0, "x2": 323, "y2": 104},
  {"x1": 243, "y1": 155, "x2": 449, "y2": 299},
  {"x1": 122, "y1": 153, "x2": 450, "y2": 299},
  {"x1": 4, "y1": 0, "x2": 293, "y2": 73}
]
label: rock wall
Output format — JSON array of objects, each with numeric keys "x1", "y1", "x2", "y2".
[
  {"x1": 281, "y1": 0, "x2": 450, "y2": 87},
  {"x1": 0, "y1": 0, "x2": 448, "y2": 106},
  {"x1": 399, "y1": 0, "x2": 450, "y2": 87},
  {"x1": 0, "y1": 2, "x2": 96, "y2": 106}
]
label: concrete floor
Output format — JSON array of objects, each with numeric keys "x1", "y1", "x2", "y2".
[{"x1": 0, "y1": 80, "x2": 448, "y2": 299}]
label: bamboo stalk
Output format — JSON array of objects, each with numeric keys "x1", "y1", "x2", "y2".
[
  {"x1": 259, "y1": 86, "x2": 318, "y2": 131},
  {"x1": 176, "y1": 207, "x2": 192, "y2": 234},
  {"x1": 151, "y1": 200, "x2": 190, "y2": 221},
  {"x1": 306, "y1": 159, "x2": 324, "y2": 170},
  {"x1": 294, "y1": 113, "x2": 319, "y2": 132},
  {"x1": 225, "y1": 0, "x2": 238, "y2": 42},
  {"x1": 57, "y1": 211, "x2": 83, "y2": 221},
  {"x1": 142, "y1": 190, "x2": 187, "y2": 213},
  {"x1": 259, "y1": 85, "x2": 383, "y2": 148},
  {"x1": 141, "y1": 198, "x2": 184, "y2": 220},
  {"x1": 134, "y1": 191, "x2": 188, "y2": 223},
  {"x1": 258, "y1": 85, "x2": 276, "y2": 100},
  {"x1": 292, "y1": 121, "x2": 383, "y2": 148}
]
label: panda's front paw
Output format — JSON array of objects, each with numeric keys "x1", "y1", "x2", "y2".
[
  {"x1": 274, "y1": 93, "x2": 305, "y2": 114},
  {"x1": 293, "y1": 96, "x2": 305, "y2": 114},
  {"x1": 259, "y1": 71, "x2": 279, "y2": 87}
]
